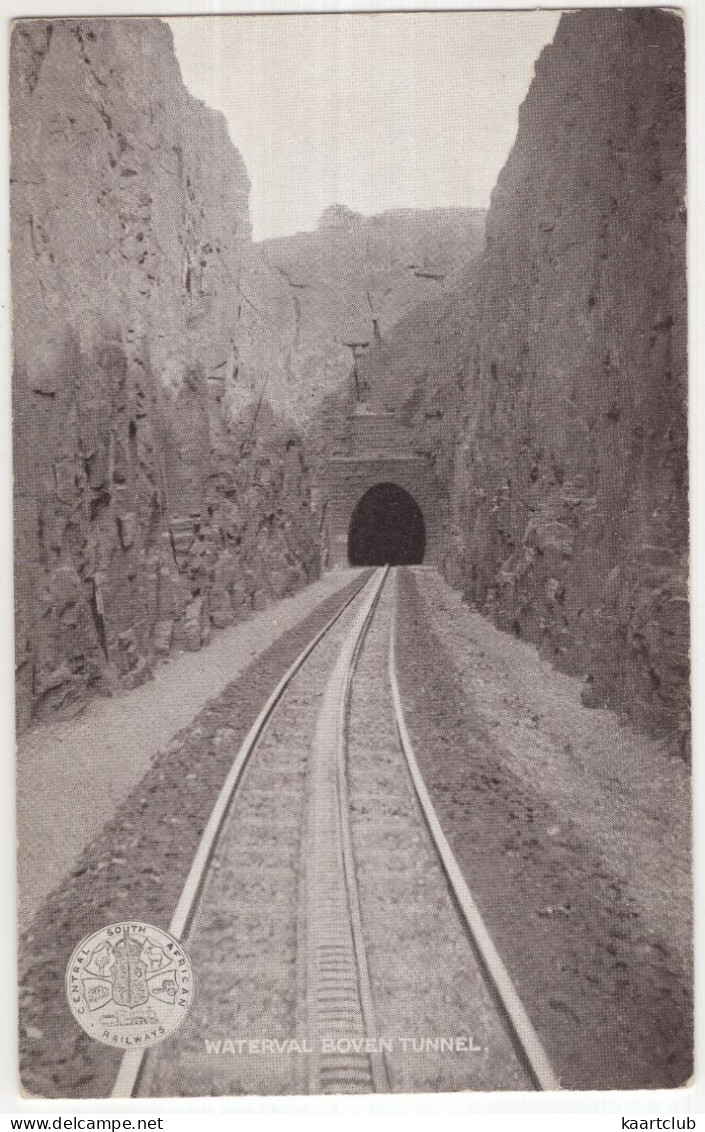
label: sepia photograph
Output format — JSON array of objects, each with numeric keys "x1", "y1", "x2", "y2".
[{"x1": 10, "y1": 6, "x2": 691, "y2": 1100}]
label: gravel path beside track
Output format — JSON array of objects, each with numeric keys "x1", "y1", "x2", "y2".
[
  {"x1": 18, "y1": 570, "x2": 362, "y2": 931},
  {"x1": 395, "y1": 567, "x2": 692, "y2": 1090}
]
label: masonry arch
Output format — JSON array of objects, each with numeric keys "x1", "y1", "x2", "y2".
[{"x1": 347, "y1": 482, "x2": 426, "y2": 566}]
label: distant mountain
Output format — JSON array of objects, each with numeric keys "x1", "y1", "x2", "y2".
[{"x1": 260, "y1": 205, "x2": 486, "y2": 418}]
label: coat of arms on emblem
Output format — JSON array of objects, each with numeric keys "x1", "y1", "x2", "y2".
[
  {"x1": 66, "y1": 921, "x2": 194, "y2": 1048},
  {"x1": 112, "y1": 934, "x2": 149, "y2": 1009}
]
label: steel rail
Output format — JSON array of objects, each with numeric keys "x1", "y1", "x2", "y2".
[
  {"x1": 387, "y1": 569, "x2": 561, "y2": 1092},
  {"x1": 337, "y1": 565, "x2": 390, "y2": 1093},
  {"x1": 110, "y1": 567, "x2": 379, "y2": 1099},
  {"x1": 300, "y1": 564, "x2": 390, "y2": 1094}
]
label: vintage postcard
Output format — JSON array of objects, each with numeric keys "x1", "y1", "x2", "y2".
[{"x1": 11, "y1": 8, "x2": 690, "y2": 1099}]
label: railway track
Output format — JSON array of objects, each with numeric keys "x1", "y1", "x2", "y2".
[{"x1": 111, "y1": 566, "x2": 559, "y2": 1097}]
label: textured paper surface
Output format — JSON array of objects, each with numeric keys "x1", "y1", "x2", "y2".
[{"x1": 10, "y1": 7, "x2": 691, "y2": 1104}]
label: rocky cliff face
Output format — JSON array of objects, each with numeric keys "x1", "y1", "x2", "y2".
[
  {"x1": 261, "y1": 204, "x2": 485, "y2": 421},
  {"x1": 12, "y1": 18, "x2": 321, "y2": 727},
  {"x1": 415, "y1": 9, "x2": 688, "y2": 748}
]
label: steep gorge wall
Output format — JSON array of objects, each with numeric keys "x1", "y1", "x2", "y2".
[
  {"x1": 12, "y1": 18, "x2": 321, "y2": 728},
  {"x1": 425, "y1": 10, "x2": 688, "y2": 748}
]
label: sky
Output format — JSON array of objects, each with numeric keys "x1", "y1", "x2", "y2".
[{"x1": 168, "y1": 12, "x2": 560, "y2": 242}]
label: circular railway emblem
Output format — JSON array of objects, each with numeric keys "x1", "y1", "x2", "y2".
[{"x1": 66, "y1": 921, "x2": 194, "y2": 1049}]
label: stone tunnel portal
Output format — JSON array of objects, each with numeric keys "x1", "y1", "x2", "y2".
[{"x1": 348, "y1": 482, "x2": 426, "y2": 566}]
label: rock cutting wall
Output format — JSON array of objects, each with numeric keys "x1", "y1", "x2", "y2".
[
  {"x1": 12, "y1": 18, "x2": 321, "y2": 728},
  {"x1": 417, "y1": 9, "x2": 688, "y2": 749},
  {"x1": 13, "y1": 12, "x2": 688, "y2": 748}
]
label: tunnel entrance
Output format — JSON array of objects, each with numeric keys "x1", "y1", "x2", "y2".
[{"x1": 348, "y1": 482, "x2": 426, "y2": 566}]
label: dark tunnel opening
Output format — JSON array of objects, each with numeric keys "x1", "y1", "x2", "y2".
[{"x1": 348, "y1": 482, "x2": 426, "y2": 566}]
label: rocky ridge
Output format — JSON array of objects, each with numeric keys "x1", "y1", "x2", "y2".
[
  {"x1": 261, "y1": 204, "x2": 485, "y2": 423},
  {"x1": 11, "y1": 18, "x2": 322, "y2": 727},
  {"x1": 396, "y1": 9, "x2": 688, "y2": 748}
]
